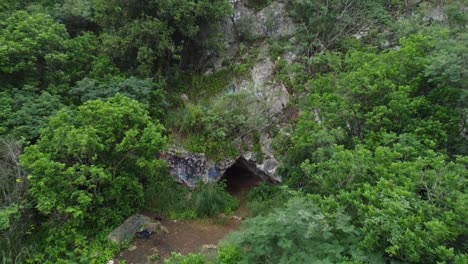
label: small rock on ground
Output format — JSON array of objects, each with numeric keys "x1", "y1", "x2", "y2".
[{"x1": 128, "y1": 245, "x2": 137, "y2": 251}]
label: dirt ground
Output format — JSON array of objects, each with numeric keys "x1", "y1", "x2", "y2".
[{"x1": 116, "y1": 166, "x2": 261, "y2": 264}]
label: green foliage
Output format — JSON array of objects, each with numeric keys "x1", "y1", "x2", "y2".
[
  {"x1": 69, "y1": 77, "x2": 167, "y2": 118},
  {"x1": 62, "y1": 32, "x2": 121, "y2": 84},
  {"x1": 93, "y1": 0, "x2": 232, "y2": 74},
  {"x1": 192, "y1": 182, "x2": 239, "y2": 218},
  {"x1": 0, "y1": 205, "x2": 18, "y2": 231},
  {"x1": 52, "y1": 0, "x2": 98, "y2": 37},
  {"x1": 224, "y1": 196, "x2": 384, "y2": 263},
  {"x1": 171, "y1": 62, "x2": 253, "y2": 104},
  {"x1": 29, "y1": 224, "x2": 119, "y2": 264},
  {"x1": 21, "y1": 94, "x2": 166, "y2": 227},
  {"x1": 144, "y1": 169, "x2": 191, "y2": 217},
  {"x1": 145, "y1": 177, "x2": 238, "y2": 220},
  {"x1": 216, "y1": 244, "x2": 242, "y2": 264},
  {"x1": 0, "y1": 11, "x2": 68, "y2": 88},
  {"x1": 0, "y1": 138, "x2": 32, "y2": 263},
  {"x1": 445, "y1": 1, "x2": 468, "y2": 29},
  {"x1": 169, "y1": 92, "x2": 268, "y2": 160},
  {"x1": 425, "y1": 32, "x2": 468, "y2": 91},
  {"x1": 163, "y1": 252, "x2": 208, "y2": 264},
  {"x1": 0, "y1": 90, "x2": 63, "y2": 141},
  {"x1": 20, "y1": 94, "x2": 167, "y2": 262},
  {"x1": 0, "y1": 10, "x2": 121, "y2": 95},
  {"x1": 288, "y1": 0, "x2": 401, "y2": 54},
  {"x1": 282, "y1": 32, "x2": 468, "y2": 263},
  {"x1": 290, "y1": 33, "x2": 464, "y2": 160},
  {"x1": 1, "y1": 1, "x2": 467, "y2": 263},
  {"x1": 160, "y1": 245, "x2": 243, "y2": 264},
  {"x1": 246, "y1": 184, "x2": 294, "y2": 216},
  {"x1": 300, "y1": 143, "x2": 468, "y2": 262}
]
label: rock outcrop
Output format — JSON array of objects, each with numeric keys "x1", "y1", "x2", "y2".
[
  {"x1": 166, "y1": 1, "x2": 297, "y2": 187},
  {"x1": 209, "y1": 0, "x2": 296, "y2": 70},
  {"x1": 107, "y1": 215, "x2": 160, "y2": 245},
  {"x1": 162, "y1": 146, "x2": 280, "y2": 187}
]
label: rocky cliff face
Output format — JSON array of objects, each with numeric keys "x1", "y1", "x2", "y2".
[
  {"x1": 162, "y1": 148, "x2": 279, "y2": 187},
  {"x1": 167, "y1": 0, "x2": 297, "y2": 186}
]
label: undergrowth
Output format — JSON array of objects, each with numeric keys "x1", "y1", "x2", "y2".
[
  {"x1": 162, "y1": 244, "x2": 242, "y2": 264},
  {"x1": 170, "y1": 61, "x2": 253, "y2": 105},
  {"x1": 192, "y1": 182, "x2": 239, "y2": 218},
  {"x1": 167, "y1": 91, "x2": 269, "y2": 161},
  {"x1": 246, "y1": 184, "x2": 296, "y2": 216},
  {"x1": 145, "y1": 178, "x2": 239, "y2": 220}
]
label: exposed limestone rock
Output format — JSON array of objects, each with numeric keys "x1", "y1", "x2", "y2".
[
  {"x1": 128, "y1": 245, "x2": 137, "y2": 251},
  {"x1": 231, "y1": 45, "x2": 289, "y2": 119},
  {"x1": 166, "y1": 2, "x2": 297, "y2": 187},
  {"x1": 107, "y1": 215, "x2": 159, "y2": 245},
  {"x1": 423, "y1": 5, "x2": 447, "y2": 22},
  {"x1": 231, "y1": 0, "x2": 296, "y2": 39},
  {"x1": 208, "y1": 0, "x2": 296, "y2": 70},
  {"x1": 143, "y1": 220, "x2": 160, "y2": 234},
  {"x1": 162, "y1": 145, "x2": 281, "y2": 187}
]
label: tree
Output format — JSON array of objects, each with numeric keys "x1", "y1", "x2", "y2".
[
  {"x1": 20, "y1": 94, "x2": 167, "y2": 230},
  {"x1": 0, "y1": 138, "x2": 32, "y2": 263},
  {"x1": 93, "y1": 0, "x2": 232, "y2": 74},
  {"x1": 0, "y1": 11, "x2": 69, "y2": 89},
  {"x1": 0, "y1": 90, "x2": 63, "y2": 141},
  {"x1": 281, "y1": 32, "x2": 468, "y2": 263}
]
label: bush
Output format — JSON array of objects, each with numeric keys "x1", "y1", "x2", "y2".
[
  {"x1": 146, "y1": 180, "x2": 239, "y2": 220},
  {"x1": 216, "y1": 244, "x2": 242, "y2": 264},
  {"x1": 163, "y1": 252, "x2": 207, "y2": 264},
  {"x1": 144, "y1": 169, "x2": 190, "y2": 216},
  {"x1": 224, "y1": 196, "x2": 384, "y2": 263},
  {"x1": 192, "y1": 182, "x2": 239, "y2": 218},
  {"x1": 246, "y1": 184, "x2": 294, "y2": 216}
]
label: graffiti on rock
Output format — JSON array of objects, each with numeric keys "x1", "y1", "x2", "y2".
[
  {"x1": 164, "y1": 153, "x2": 207, "y2": 184},
  {"x1": 209, "y1": 166, "x2": 218, "y2": 178}
]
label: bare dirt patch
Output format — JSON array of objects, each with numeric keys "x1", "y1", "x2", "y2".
[
  {"x1": 115, "y1": 217, "x2": 241, "y2": 264},
  {"x1": 116, "y1": 167, "x2": 262, "y2": 264}
]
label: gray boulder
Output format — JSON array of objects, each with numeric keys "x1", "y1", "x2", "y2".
[{"x1": 107, "y1": 214, "x2": 159, "y2": 244}]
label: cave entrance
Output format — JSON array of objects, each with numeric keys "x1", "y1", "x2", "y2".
[{"x1": 220, "y1": 159, "x2": 264, "y2": 199}]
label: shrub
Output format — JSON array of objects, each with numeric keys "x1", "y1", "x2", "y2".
[
  {"x1": 144, "y1": 168, "x2": 190, "y2": 217},
  {"x1": 246, "y1": 184, "x2": 294, "y2": 216},
  {"x1": 146, "y1": 180, "x2": 239, "y2": 220},
  {"x1": 224, "y1": 196, "x2": 384, "y2": 263},
  {"x1": 216, "y1": 244, "x2": 242, "y2": 264},
  {"x1": 163, "y1": 252, "x2": 207, "y2": 264},
  {"x1": 192, "y1": 182, "x2": 239, "y2": 218}
]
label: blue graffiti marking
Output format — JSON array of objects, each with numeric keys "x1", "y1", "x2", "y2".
[{"x1": 209, "y1": 166, "x2": 218, "y2": 178}]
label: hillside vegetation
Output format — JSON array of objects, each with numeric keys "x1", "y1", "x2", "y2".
[{"x1": 0, "y1": 0, "x2": 467, "y2": 263}]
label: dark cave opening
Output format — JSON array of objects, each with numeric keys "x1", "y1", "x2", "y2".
[{"x1": 220, "y1": 159, "x2": 264, "y2": 198}]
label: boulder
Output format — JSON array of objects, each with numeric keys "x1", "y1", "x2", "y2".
[{"x1": 107, "y1": 214, "x2": 159, "y2": 245}]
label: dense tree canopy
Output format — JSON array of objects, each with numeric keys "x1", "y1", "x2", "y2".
[
  {"x1": 0, "y1": 0, "x2": 466, "y2": 263},
  {"x1": 21, "y1": 94, "x2": 166, "y2": 227},
  {"x1": 19, "y1": 94, "x2": 167, "y2": 262}
]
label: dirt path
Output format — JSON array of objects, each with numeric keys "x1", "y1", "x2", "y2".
[
  {"x1": 115, "y1": 216, "x2": 242, "y2": 264},
  {"x1": 116, "y1": 168, "x2": 261, "y2": 264}
]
